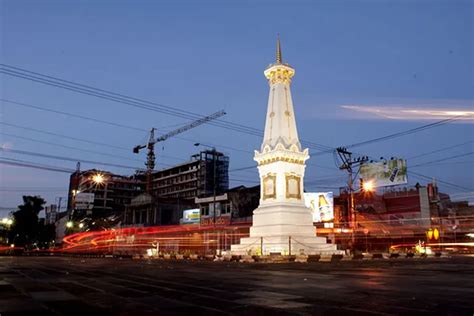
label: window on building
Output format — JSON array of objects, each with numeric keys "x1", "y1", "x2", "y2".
[
  {"x1": 201, "y1": 205, "x2": 209, "y2": 216},
  {"x1": 221, "y1": 203, "x2": 231, "y2": 214}
]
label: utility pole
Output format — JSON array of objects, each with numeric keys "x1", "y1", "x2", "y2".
[
  {"x1": 336, "y1": 147, "x2": 368, "y2": 252},
  {"x1": 56, "y1": 197, "x2": 63, "y2": 214}
]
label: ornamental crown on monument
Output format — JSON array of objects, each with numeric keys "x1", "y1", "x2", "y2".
[{"x1": 254, "y1": 35, "x2": 309, "y2": 168}]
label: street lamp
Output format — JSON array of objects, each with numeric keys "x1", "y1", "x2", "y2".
[
  {"x1": 92, "y1": 173, "x2": 105, "y2": 184},
  {"x1": 1, "y1": 218, "x2": 13, "y2": 227},
  {"x1": 362, "y1": 180, "x2": 375, "y2": 192},
  {"x1": 91, "y1": 172, "x2": 109, "y2": 210},
  {"x1": 66, "y1": 221, "x2": 73, "y2": 228}
]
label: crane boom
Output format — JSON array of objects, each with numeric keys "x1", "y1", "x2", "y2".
[
  {"x1": 155, "y1": 110, "x2": 226, "y2": 143},
  {"x1": 133, "y1": 109, "x2": 226, "y2": 193}
]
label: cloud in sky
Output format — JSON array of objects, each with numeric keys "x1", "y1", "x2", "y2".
[{"x1": 341, "y1": 105, "x2": 474, "y2": 121}]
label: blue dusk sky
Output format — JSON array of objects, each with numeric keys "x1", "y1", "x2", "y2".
[{"x1": 1, "y1": 0, "x2": 473, "y2": 215}]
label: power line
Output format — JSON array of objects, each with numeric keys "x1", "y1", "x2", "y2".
[
  {"x1": 1, "y1": 98, "x2": 147, "y2": 132},
  {"x1": 0, "y1": 132, "x2": 145, "y2": 163},
  {"x1": 1, "y1": 98, "x2": 255, "y2": 155},
  {"x1": 407, "y1": 140, "x2": 474, "y2": 160},
  {"x1": 0, "y1": 64, "x2": 334, "y2": 152},
  {"x1": 0, "y1": 65, "x2": 264, "y2": 136},
  {"x1": 408, "y1": 170, "x2": 473, "y2": 192},
  {"x1": 0, "y1": 121, "x2": 130, "y2": 151},
  {"x1": 312, "y1": 115, "x2": 471, "y2": 158},
  {"x1": 345, "y1": 116, "x2": 469, "y2": 149},
  {"x1": 410, "y1": 152, "x2": 474, "y2": 168},
  {"x1": 0, "y1": 157, "x2": 76, "y2": 173},
  {"x1": 1, "y1": 148, "x2": 145, "y2": 171}
]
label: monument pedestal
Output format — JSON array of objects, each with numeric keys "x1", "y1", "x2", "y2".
[{"x1": 231, "y1": 203, "x2": 343, "y2": 256}]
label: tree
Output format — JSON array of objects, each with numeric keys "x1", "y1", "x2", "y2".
[
  {"x1": 37, "y1": 219, "x2": 56, "y2": 249},
  {"x1": 9, "y1": 196, "x2": 46, "y2": 248}
]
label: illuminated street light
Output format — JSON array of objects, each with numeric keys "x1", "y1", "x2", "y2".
[
  {"x1": 92, "y1": 173, "x2": 105, "y2": 184},
  {"x1": 79, "y1": 223, "x2": 84, "y2": 229},
  {"x1": 66, "y1": 221, "x2": 74, "y2": 228},
  {"x1": 362, "y1": 180, "x2": 375, "y2": 192},
  {"x1": 1, "y1": 218, "x2": 13, "y2": 226}
]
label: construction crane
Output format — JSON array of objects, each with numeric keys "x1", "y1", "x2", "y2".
[{"x1": 133, "y1": 110, "x2": 226, "y2": 193}]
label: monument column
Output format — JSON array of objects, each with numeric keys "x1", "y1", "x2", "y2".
[{"x1": 231, "y1": 37, "x2": 341, "y2": 256}]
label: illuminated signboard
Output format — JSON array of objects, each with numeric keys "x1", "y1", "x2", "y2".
[
  {"x1": 75, "y1": 193, "x2": 95, "y2": 210},
  {"x1": 304, "y1": 192, "x2": 334, "y2": 222},
  {"x1": 182, "y1": 208, "x2": 200, "y2": 224},
  {"x1": 360, "y1": 159, "x2": 407, "y2": 188}
]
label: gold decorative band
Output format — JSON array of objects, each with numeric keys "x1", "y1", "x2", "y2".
[{"x1": 258, "y1": 156, "x2": 304, "y2": 166}]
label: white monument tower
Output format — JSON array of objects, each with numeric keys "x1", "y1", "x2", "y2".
[{"x1": 231, "y1": 37, "x2": 340, "y2": 255}]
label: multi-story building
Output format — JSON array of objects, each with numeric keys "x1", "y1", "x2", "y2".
[
  {"x1": 67, "y1": 169, "x2": 143, "y2": 219},
  {"x1": 194, "y1": 185, "x2": 259, "y2": 226},
  {"x1": 123, "y1": 149, "x2": 229, "y2": 226},
  {"x1": 143, "y1": 149, "x2": 229, "y2": 200}
]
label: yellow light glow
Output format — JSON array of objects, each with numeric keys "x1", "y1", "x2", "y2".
[
  {"x1": 426, "y1": 229, "x2": 433, "y2": 240},
  {"x1": 79, "y1": 223, "x2": 84, "y2": 229},
  {"x1": 92, "y1": 174, "x2": 105, "y2": 184},
  {"x1": 7, "y1": 219, "x2": 13, "y2": 226},
  {"x1": 1, "y1": 218, "x2": 8, "y2": 224},
  {"x1": 363, "y1": 180, "x2": 375, "y2": 192},
  {"x1": 433, "y1": 228, "x2": 439, "y2": 240},
  {"x1": 66, "y1": 221, "x2": 73, "y2": 228}
]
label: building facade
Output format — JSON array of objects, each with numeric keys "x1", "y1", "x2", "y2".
[
  {"x1": 143, "y1": 149, "x2": 229, "y2": 200},
  {"x1": 67, "y1": 169, "x2": 143, "y2": 219},
  {"x1": 194, "y1": 185, "x2": 260, "y2": 226},
  {"x1": 123, "y1": 150, "x2": 229, "y2": 226}
]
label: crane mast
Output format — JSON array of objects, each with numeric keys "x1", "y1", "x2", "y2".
[{"x1": 133, "y1": 110, "x2": 226, "y2": 193}]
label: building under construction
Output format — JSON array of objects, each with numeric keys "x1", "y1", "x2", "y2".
[
  {"x1": 67, "y1": 169, "x2": 143, "y2": 219},
  {"x1": 124, "y1": 149, "x2": 229, "y2": 226}
]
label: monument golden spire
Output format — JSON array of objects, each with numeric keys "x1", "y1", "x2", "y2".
[{"x1": 276, "y1": 34, "x2": 282, "y2": 64}]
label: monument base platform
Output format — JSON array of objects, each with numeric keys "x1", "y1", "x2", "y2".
[
  {"x1": 231, "y1": 203, "x2": 344, "y2": 256},
  {"x1": 231, "y1": 235, "x2": 343, "y2": 256}
]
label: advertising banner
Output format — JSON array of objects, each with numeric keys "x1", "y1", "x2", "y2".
[
  {"x1": 75, "y1": 193, "x2": 95, "y2": 203},
  {"x1": 304, "y1": 192, "x2": 334, "y2": 222},
  {"x1": 360, "y1": 159, "x2": 408, "y2": 187},
  {"x1": 75, "y1": 193, "x2": 95, "y2": 210},
  {"x1": 182, "y1": 208, "x2": 200, "y2": 224}
]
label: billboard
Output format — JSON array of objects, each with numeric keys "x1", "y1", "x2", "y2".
[
  {"x1": 74, "y1": 193, "x2": 95, "y2": 210},
  {"x1": 360, "y1": 159, "x2": 407, "y2": 188},
  {"x1": 304, "y1": 192, "x2": 334, "y2": 222},
  {"x1": 182, "y1": 208, "x2": 200, "y2": 224}
]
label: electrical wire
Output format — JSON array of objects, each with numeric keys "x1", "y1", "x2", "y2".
[
  {"x1": 1, "y1": 98, "x2": 255, "y2": 155},
  {"x1": 407, "y1": 140, "x2": 474, "y2": 160},
  {"x1": 0, "y1": 148, "x2": 145, "y2": 171},
  {"x1": 0, "y1": 64, "x2": 334, "y2": 152},
  {"x1": 0, "y1": 157, "x2": 76, "y2": 173},
  {"x1": 410, "y1": 152, "x2": 474, "y2": 168}
]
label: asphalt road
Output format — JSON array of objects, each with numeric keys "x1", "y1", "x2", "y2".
[{"x1": 0, "y1": 256, "x2": 473, "y2": 315}]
